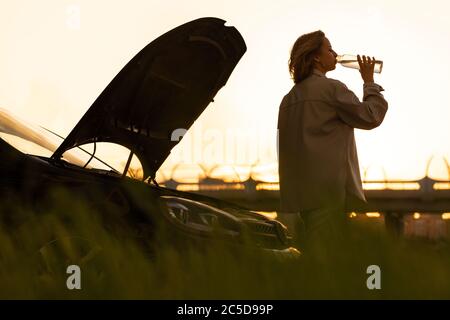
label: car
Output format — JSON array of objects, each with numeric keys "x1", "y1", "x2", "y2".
[{"x1": 0, "y1": 17, "x2": 300, "y2": 267}]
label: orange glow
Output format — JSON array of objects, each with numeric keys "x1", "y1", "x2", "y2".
[
  {"x1": 256, "y1": 183, "x2": 279, "y2": 191},
  {"x1": 366, "y1": 212, "x2": 381, "y2": 218},
  {"x1": 255, "y1": 211, "x2": 278, "y2": 220},
  {"x1": 413, "y1": 213, "x2": 421, "y2": 220},
  {"x1": 177, "y1": 183, "x2": 245, "y2": 191},
  {"x1": 176, "y1": 184, "x2": 199, "y2": 191},
  {"x1": 362, "y1": 182, "x2": 421, "y2": 190},
  {"x1": 442, "y1": 213, "x2": 450, "y2": 220},
  {"x1": 361, "y1": 183, "x2": 387, "y2": 190},
  {"x1": 434, "y1": 183, "x2": 450, "y2": 190},
  {"x1": 2, "y1": 1, "x2": 450, "y2": 184},
  {"x1": 349, "y1": 212, "x2": 357, "y2": 218},
  {"x1": 199, "y1": 184, "x2": 245, "y2": 191}
]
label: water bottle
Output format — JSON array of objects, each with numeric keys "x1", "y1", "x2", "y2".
[{"x1": 336, "y1": 54, "x2": 383, "y2": 73}]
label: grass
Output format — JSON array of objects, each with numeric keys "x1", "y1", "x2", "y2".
[{"x1": 0, "y1": 187, "x2": 449, "y2": 299}]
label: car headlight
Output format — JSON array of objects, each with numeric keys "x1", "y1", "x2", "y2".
[{"x1": 159, "y1": 196, "x2": 242, "y2": 236}]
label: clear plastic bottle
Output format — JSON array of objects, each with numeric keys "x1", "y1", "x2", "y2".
[{"x1": 336, "y1": 54, "x2": 383, "y2": 73}]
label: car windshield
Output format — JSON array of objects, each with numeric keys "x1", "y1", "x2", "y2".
[{"x1": 0, "y1": 108, "x2": 138, "y2": 175}]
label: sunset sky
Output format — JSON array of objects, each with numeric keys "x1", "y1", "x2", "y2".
[{"x1": 1, "y1": 0, "x2": 449, "y2": 183}]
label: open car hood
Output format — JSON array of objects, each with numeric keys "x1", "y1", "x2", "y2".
[{"x1": 52, "y1": 17, "x2": 246, "y2": 180}]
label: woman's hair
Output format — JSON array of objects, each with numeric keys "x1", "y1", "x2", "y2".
[{"x1": 288, "y1": 30, "x2": 325, "y2": 84}]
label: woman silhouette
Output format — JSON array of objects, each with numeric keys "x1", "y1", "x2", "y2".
[{"x1": 277, "y1": 30, "x2": 388, "y2": 255}]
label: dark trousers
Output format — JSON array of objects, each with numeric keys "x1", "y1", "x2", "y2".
[{"x1": 278, "y1": 203, "x2": 348, "y2": 262}]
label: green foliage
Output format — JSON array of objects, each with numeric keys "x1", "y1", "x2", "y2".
[{"x1": 0, "y1": 189, "x2": 449, "y2": 299}]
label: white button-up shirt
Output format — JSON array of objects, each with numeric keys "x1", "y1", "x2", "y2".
[{"x1": 277, "y1": 69, "x2": 388, "y2": 212}]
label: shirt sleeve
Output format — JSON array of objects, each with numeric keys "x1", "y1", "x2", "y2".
[{"x1": 332, "y1": 80, "x2": 388, "y2": 130}]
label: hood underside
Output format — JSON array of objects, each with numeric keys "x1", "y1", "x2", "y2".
[{"x1": 52, "y1": 17, "x2": 246, "y2": 180}]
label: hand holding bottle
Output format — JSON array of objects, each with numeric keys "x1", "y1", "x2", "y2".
[
  {"x1": 357, "y1": 55, "x2": 376, "y2": 84},
  {"x1": 336, "y1": 54, "x2": 383, "y2": 76}
]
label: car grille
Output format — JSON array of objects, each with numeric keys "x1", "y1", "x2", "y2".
[
  {"x1": 241, "y1": 219, "x2": 288, "y2": 249},
  {"x1": 246, "y1": 221, "x2": 276, "y2": 235}
]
